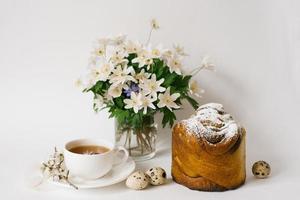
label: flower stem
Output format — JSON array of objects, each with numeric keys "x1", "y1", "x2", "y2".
[
  {"x1": 128, "y1": 129, "x2": 132, "y2": 156},
  {"x1": 146, "y1": 28, "x2": 153, "y2": 45},
  {"x1": 190, "y1": 65, "x2": 205, "y2": 76}
]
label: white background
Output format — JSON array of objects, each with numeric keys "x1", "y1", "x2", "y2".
[{"x1": 0, "y1": 0, "x2": 299, "y2": 199}]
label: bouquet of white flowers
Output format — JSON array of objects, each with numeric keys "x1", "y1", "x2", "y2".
[{"x1": 78, "y1": 19, "x2": 214, "y2": 160}]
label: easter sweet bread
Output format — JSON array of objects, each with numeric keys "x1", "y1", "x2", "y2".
[{"x1": 171, "y1": 103, "x2": 246, "y2": 191}]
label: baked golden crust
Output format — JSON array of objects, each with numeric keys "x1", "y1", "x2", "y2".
[{"x1": 171, "y1": 104, "x2": 246, "y2": 191}]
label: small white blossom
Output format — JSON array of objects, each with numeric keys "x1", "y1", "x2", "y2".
[
  {"x1": 132, "y1": 49, "x2": 153, "y2": 69},
  {"x1": 124, "y1": 92, "x2": 142, "y2": 113},
  {"x1": 173, "y1": 44, "x2": 188, "y2": 56},
  {"x1": 141, "y1": 94, "x2": 156, "y2": 114},
  {"x1": 161, "y1": 49, "x2": 173, "y2": 64},
  {"x1": 94, "y1": 94, "x2": 104, "y2": 110},
  {"x1": 109, "y1": 65, "x2": 135, "y2": 85},
  {"x1": 108, "y1": 84, "x2": 123, "y2": 98},
  {"x1": 92, "y1": 45, "x2": 106, "y2": 57},
  {"x1": 81, "y1": 77, "x2": 96, "y2": 90},
  {"x1": 97, "y1": 38, "x2": 112, "y2": 46},
  {"x1": 88, "y1": 55, "x2": 97, "y2": 67},
  {"x1": 103, "y1": 90, "x2": 113, "y2": 102},
  {"x1": 106, "y1": 46, "x2": 128, "y2": 65},
  {"x1": 190, "y1": 56, "x2": 216, "y2": 76},
  {"x1": 125, "y1": 40, "x2": 142, "y2": 54},
  {"x1": 131, "y1": 69, "x2": 151, "y2": 83},
  {"x1": 110, "y1": 34, "x2": 127, "y2": 45},
  {"x1": 75, "y1": 78, "x2": 84, "y2": 89},
  {"x1": 150, "y1": 19, "x2": 160, "y2": 30},
  {"x1": 141, "y1": 74, "x2": 165, "y2": 100},
  {"x1": 150, "y1": 44, "x2": 164, "y2": 58},
  {"x1": 167, "y1": 56, "x2": 182, "y2": 75},
  {"x1": 157, "y1": 87, "x2": 180, "y2": 111},
  {"x1": 89, "y1": 60, "x2": 114, "y2": 82},
  {"x1": 189, "y1": 80, "x2": 204, "y2": 97},
  {"x1": 200, "y1": 56, "x2": 216, "y2": 71},
  {"x1": 97, "y1": 35, "x2": 126, "y2": 47}
]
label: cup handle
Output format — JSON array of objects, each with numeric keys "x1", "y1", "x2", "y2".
[{"x1": 113, "y1": 146, "x2": 129, "y2": 166}]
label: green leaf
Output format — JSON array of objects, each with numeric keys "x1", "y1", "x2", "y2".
[
  {"x1": 162, "y1": 73, "x2": 177, "y2": 88},
  {"x1": 87, "y1": 81, "x2": 110, "y2": 95},
  {"x1": 114, "y1": 97, "x2": 124, "y2": 108},
  {"x1": 174, "y1": 75, "x2": 191, "y2": 88},
  {"x1": 182, "y1": 75, "x2": 192, "y2": 86},
  {"x1": 132, "y1": 113, "x2": 142, "y2": 129},
  {"x1": 185, "y1": 95, "x2": 199, "y2": 110},
  {"x1": 153, "y1": 60, "x2": 165, "y2": 79},
  {"x1": 161, "y1": 108, "x2": 177, "y2": 128},
  {"x1": 156, "y1": 67, "x2": 165, "y2": 79}
]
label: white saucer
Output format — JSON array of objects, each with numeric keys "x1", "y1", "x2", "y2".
[{"x1": 49, "y1": 157, "x2": 135, "y2": 189}]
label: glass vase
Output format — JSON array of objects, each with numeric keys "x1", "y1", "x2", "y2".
[{"x1": 114, "y1": 115, "x2": 157, "y2": 161}]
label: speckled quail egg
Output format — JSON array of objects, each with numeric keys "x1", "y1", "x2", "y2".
[
  {"x1": 126, "y1": 171, "x2": 149, "y2": 190},
  {"x1": 252, "y1": 160, "x2": 271, "y2": 178},
  {"x1": 145, "y1": 167, "x2": 167, "y2": 186}
]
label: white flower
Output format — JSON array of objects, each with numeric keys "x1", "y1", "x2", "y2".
[
  {"x1": 141, "y1": 94, "x2": 156, "y2": 114},
  {"x1": 97, "y1": 38, "x2": 112, "y2": 46},
  {"x1": 88, "y1": 55, "x2": 97, "y2": 67},
  {"x1": 103, "y1": 90, "x2": 113, "y2": 102},
  {"x1": 89, "y1": 60, "x2": 114, "y2": 82},
  {"x1": 173, "y1": 44, "x2": 188, "y2": 56},
  {"x1": 108, "y1": 84, "x2": 123, "y2": 98},
  {"x1": 190, "y1": 56, "x2": 216, "y2": 76},
  {"x1": 131, "y1": 69, "x2": 151, "y2": 83},
  {"x1": 161, "y1": 49, "x2": 173, "y2": 64},
  {"x1": 141, "y1": 74, "x2": 165, "y2": 100},
  {"x1": 106, "y1": 46, "x2": 128, "y2": 65},
  {"x1": 110, "y1": 51, "x2": 128, "y2": 64},
  {"x1": 110, "y1": 34, "x2": 127, "y2": 45},
  {"x1": 200, "y1": 56, "x2": 216, "y2": 71},
  {"x1": 150, "y1": 44, "x2": 164, "y2": 58},
  {"x1": 157, "y1": 87, "x2": 180, "y2": 111},
  {"x1": 109, "y1": 65, "x2": 135, "y2": 85},
  {"x1": 124, "y1": 92, "x2": 142, "y2": 113},
  {"x1": 75, "y1": 78, "x2": 83, "y2": 89},
  {"x1": 189, "y1": 80, "x2": 204, "y2": 97},
  {"x1": 81, "y1": 76, "x2": 96, "y2": 90},
  {"x1": 75, "y1": 77, "x2": 96, "y2": 91},
  {"x1": 100, "y1": 62, "x2": 114, "y2": 80},
  {"x1": 162, "y1": 49, "x2": 173, "y2": 58},
  {"x1": 94, "y1": 94, "x2": 104, "y2": 110},
  {"x1": 92, "y1": 45, "x2": 106, "y2": 57},
  {"x1": 167, "y1": 56, "x2": 182, "y2": 75},
  {"x1": 132, "y1": 49, "x2": 153, "y2": 69},
  {"x1": 125, "y1": 40, "x2": 142, "y2": 54},
  {"x1": 97, "y1": 35, "x2": 126, "y2": 46},
  {"x1": 150, "y1": 19, "x2": 160, "y2": 30}
]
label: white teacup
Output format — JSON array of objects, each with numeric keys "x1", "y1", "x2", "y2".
[{"x1": 64, "y1": 138, "x2": 129, "y2": 180}]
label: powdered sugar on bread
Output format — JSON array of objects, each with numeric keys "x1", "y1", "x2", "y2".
[{"x1": 181, "y1": 103, "x2": 240, "y2": 143}]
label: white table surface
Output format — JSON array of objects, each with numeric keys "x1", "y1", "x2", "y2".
[
  {"x1": 2, "y1": 127, "x2": 299, "y2": 200},
  {"x1": 1, "y1": 0, "x2": 300, "y2": 199}
]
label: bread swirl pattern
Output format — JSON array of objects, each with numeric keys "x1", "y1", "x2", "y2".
[{"x1": 171, "y1": 103, "x2": 246, "y2": 191}]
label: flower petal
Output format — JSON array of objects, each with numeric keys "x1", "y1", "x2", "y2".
[
  {"x1": 171, "y1": 93, "x2": 180, "y2": 101},
  {"x1": 133, "y1": 106, "x2": 139, "y2": 113},
  {"x1": 124, "y1": 104, "x2": 133, "y2": 109},
  {"x1": 143, "y1": 108, "x2": 147, "y2": 114},
  {"x1": 157, "y1": 78, "x2": 164, "y2": 85},
  {"x1": 149, "y1": 103, "x2": 156, "y2": 109},
  {"x1": 158, "y1": 86, "x2": 166, "y2": 92},
  {"x1": 169, "y1": 102, "x2": 180, "y2": 109},
  {"x1": 157, "y1": 101, "x2": 165, "y2": 108}
]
